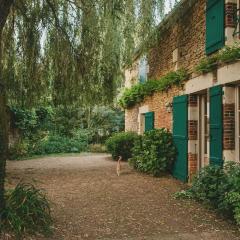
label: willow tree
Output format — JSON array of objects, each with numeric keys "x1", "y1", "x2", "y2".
[{"x1": 0, "y1": 0, "x2": 168, "y2": 214}]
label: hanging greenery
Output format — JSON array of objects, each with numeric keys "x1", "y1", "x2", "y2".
[
  {"x1": 195, "y1": 44, "x2": 240, "y2": 74},
  {"x1": 1, "y1": 0, "x2": 173, "y2": 108},
  {"x1": 118, "y1": 69, "x2": 188, "y2": 109}
]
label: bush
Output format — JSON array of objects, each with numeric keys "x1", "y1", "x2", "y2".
[
  {"x1": 176, "y1": 162, "x2": 240, "y2": 225},
  {"x1": 34, "y1": 133, "x2": 89, "y2": 155},
  {"x1": 8, "y1": 141, "x2": 29, "y2": 160},
  {"x1": 89, "y1": 144, "x2": 107, "y2": 153},
  {"x1": 105, "y1": 132, "x2": 138, "y2": 160},
  {"x1": 129, "y1": 129, "x2": 177, "y2": 177},
  {"x1": 0, "y1": 183, "x2": 53, "y2": 238}
]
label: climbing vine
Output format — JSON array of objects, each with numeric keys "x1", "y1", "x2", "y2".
[
  {"x1": 195, "y1": 44, "x2": 240, "y2": 74},
  {"x1": 118, "y1": 69, "x2": 188, "y2": 109}
]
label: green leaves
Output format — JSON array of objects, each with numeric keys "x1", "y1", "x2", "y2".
[
  {"x1": 0, "y1": 183, "x2": 53, "y2": 238},
  {"x1": 176, "y1": 162, "x2": 240, "y2": 225},
  {"x1": 119, "y1": 69, "x2": 188, "y2": 109},
  {"x1": 130, "y1": 128, "x2": 177, "y2": 177},
  {"x1": 195, "y1": 44, "x2": 240, "y2": 74},
  {"x1": 105, "y1": 132, "x2": 139, "y2": 160}
]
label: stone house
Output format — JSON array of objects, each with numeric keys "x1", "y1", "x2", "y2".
[{"x1": 123, "y1": 0, "x2": 240, "y2": 182}]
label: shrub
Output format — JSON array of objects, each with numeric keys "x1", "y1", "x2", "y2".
[
  {"x1": 105, "y1": 132, "x2": 138, "y2": 160},
  {"x1": 176, "y1": 162, "x2": 240, "y2": 225},
  {"x1": 8, "y1": 140, "x2": 29, "y2": 160},
  {"x1": 189, "y1": 165, "x2": 227, "y2": 207},
  {"x1": 89, "y1": 144, "x2": 107, "y2": 153},
  {"x1": 130, "y1": 129, "x2": 177, "y2": 177},
  {"x1": 0, "y1": 183, "x2": 53, "y2": 238},
  {"x1": 34, "y1": 134, "x2": 89, "y2": 155}
]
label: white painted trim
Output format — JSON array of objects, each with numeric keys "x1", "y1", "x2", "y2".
[
  {"x1": 185, "y1": 73, "x2": 214, "y2": 94},
  {"x1": 138, "y1": 105, "x2": 149, "y2": 134},
  {"x1": 235, "y1": 87, "x2": 240, "y2": 162},
  {"x1": 218, "y1": 61, "x2": 240, "y2": 85}
]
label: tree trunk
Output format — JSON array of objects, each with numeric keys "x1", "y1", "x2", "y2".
[{"x1": 0, "y1": 0, "x2": 14, "y2": 214}]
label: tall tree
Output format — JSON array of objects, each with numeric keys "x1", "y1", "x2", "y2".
[
  {"x1": 0, "y1": 0, "x2": 14, "y2": 212},
  {"x1": 0, "y1": 0, "x2": 170, "y2": 215}
]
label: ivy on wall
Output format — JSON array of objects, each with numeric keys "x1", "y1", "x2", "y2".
[
  {"x1": 195, "y1": 44, "x2": 240, "y2": 74},
  {"x1": 118, "y1": 69, "x2": 188, "y2": 109}
]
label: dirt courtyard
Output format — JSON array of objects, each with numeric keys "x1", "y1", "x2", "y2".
[{"x1": 4, "y1": 153, "x2": 240, "y2": 240}]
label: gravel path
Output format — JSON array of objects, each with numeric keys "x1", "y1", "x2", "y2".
[{"x1": 4, "y1": 154, "x2": 240, "y2": 240}]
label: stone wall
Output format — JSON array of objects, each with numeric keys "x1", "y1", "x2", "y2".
[
  {"x1": 148, "y1": 0, "x2": 206, "y2": 79},
  {"x1": 125, "y1": 0, "x2": 206, "y2": 133}
]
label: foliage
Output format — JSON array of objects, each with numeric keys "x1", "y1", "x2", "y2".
[
  {"x1": 8, "y1": 141, "x2": 29, "y2": 160},
  {"x1": 33, "y1": 132, "x2": 90, "y2": 155},
  {"x1": 129, "y1": 129, "x2": 177, "y2": 177},
  {"x1": 10, "y1": 106, "x2": 53, "y2": 138},
  {"x1": 2, "y1": 0, "x2": 170, "y2": 107},
  {"x1": 118, "y1": 69, "x2": 188, "y2": 109},
  {"x1": 89, "y1": 144, "x2": 107, "y2": 153},
  {"x1": 0, "y1": 183, "x2": 53, "y2": 239},
  {"x1": 195, "y1": 44, "x2": 240, "y2": 74},
  {"x1": 217, "y1": 44, "x2": 240, "y2": 63},
  {"x1": 175, "y1": 162, "x2": 240, "y2": 225},
  {"x1": 8, "y1": 105, "x2": 124, "y2": 159},
  {"x1": 194, "y1": 56, "x2": 218, "y2": 74},
  {"x1": 105, "y1": 132, "x2": 139, "y2": 160}
]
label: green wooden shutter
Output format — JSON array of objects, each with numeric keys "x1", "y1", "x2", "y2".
[
  {"x1": 145, "y1": 112, "x2": 154, "y2": 132},
  {"x1": 172, "y1": 95, "x2": 188, "y2": 182},
  {"x1": 206, "y1": 0, "x2": 225, "y2": 54},
  {"x1": 209, "y1": 85, "x2": 223, "y2": 166}
]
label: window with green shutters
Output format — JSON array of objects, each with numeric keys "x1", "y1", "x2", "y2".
[
  {"x1": 145, "y1": 112, "x2": 154, "y2": 132},
  {"x1": 206, "y1": 0, "x2": 225, "y2": 55}
]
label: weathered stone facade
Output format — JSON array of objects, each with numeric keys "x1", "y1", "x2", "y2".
[
  {"x1": 125, "y1": 0, "x2": 206, "y2": 133},
  {"x1": 149, "y1": 0, "x2": 206, "y2": 79},
  {"x1": 124, "y1": 0, "x2": 240, "y2": 182}
]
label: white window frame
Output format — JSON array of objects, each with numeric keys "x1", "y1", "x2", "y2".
[
  {"x1": 235, "y1": 86, "x2": 240, "y2": 162},
  {"x1": 198, "y1": 93, "x2": 209, "y2": 171}
]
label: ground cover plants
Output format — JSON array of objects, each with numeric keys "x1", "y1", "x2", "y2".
[
  {"x1": 175, "y1": 162, "x2": 240, "y2": 225},
  {"x1": 0, "y1": 183, "x2": 53, "y2": 239}
]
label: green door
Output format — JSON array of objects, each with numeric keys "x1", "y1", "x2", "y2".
[
  {"x1": 172, "y1": 95, "x2": 188, "y2": 182},
  {"x1": 206, "y1": 0, "x2": 225, "y2": 54},
  {"x1": 210, "y1": 85, "x2": 223, "y2": 166},
  {"x1": 145, "y1": 112, "x2": 154, "y2": 132}
]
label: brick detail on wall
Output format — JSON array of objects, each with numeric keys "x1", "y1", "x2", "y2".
[
  {"x1": 148, "y1": 0, "x2": 206, "y2": 78},
  {"x1": 189, "y1": 95, "x2": 198, "y2": 107},
  {"x1": 223, "y1": 103, "x2": 235, "y2": 150},
  {"x1": 225, "y1": 3, "x2": 237, "y2": 28},
  {"x1": 140, "y1": 86, "x2": 181, "y2": 131},
  {"x1": 188, "y1": 153, "x2": 197, "y2": 181},
  {"x1": 188, "y1": 120, "x2": 198, "y2": 140}
]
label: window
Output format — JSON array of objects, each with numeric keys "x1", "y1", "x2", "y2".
[
  {"x1": 206, "y1": 0, "x2": 225, "y2": 54},
  {"x1": 138, "y1": 56, "x2": 148, "y2": 83}
]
